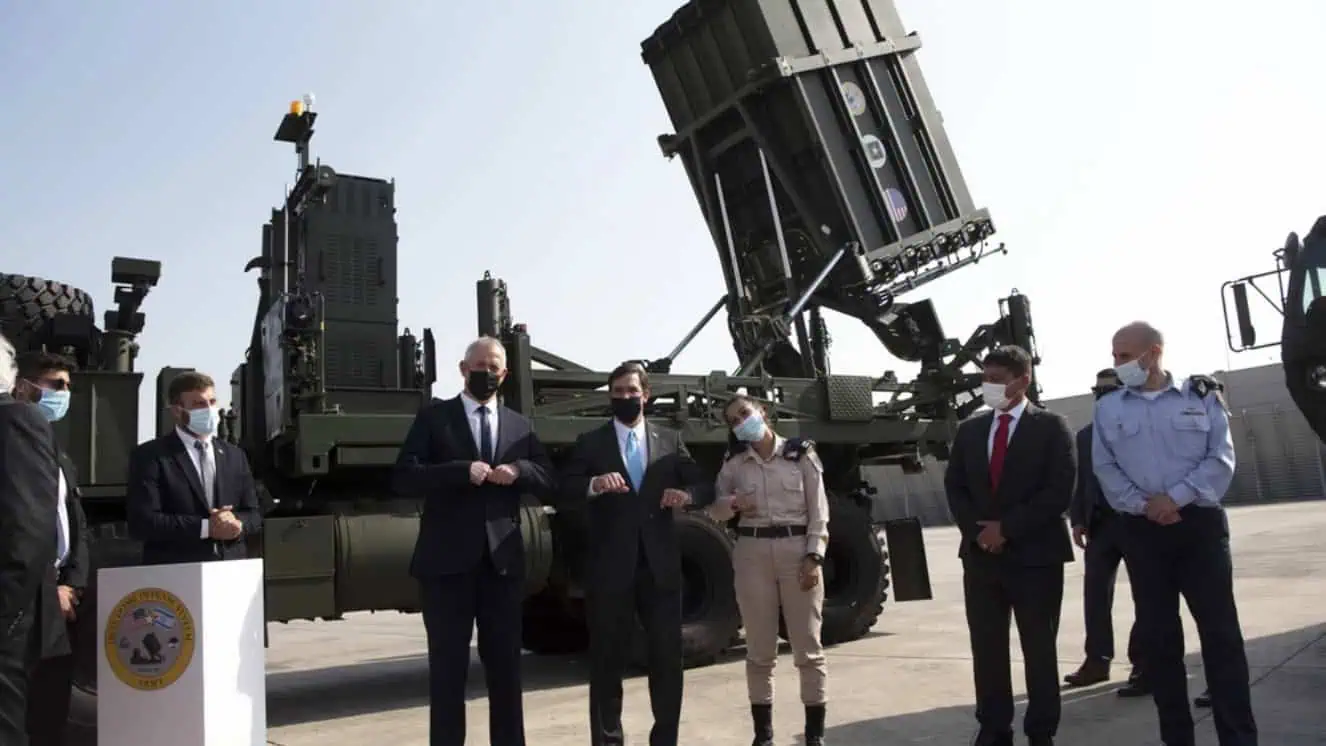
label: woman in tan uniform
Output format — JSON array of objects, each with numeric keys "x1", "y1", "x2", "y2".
[{"x1": 708, "y1": 394, "x2": 830, "y2": 746}]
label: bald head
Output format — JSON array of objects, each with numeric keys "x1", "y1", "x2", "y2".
[{"x1": 1111, "y1": 321, "x2": 1164, "y2": 385}]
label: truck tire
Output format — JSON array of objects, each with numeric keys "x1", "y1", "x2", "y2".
[
  {"x1": 631, "y1": 511, "x2": 740, "y2": 669},
  {"x1": 65, "y1": 528, "x2": 143, "y2": 746},
  {"x1": 520, "y1": 497, "x2": 555, "y2": 597},
  {"x1": 0, "y1": 273, "x2": 95, "y2": 343},
  {"x1": 779, "y1": 493, "x2": 890, "y2": 645}
]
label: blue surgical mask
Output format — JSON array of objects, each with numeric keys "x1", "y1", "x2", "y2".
[
  {"x1": 37, "y1": 389, "x2": 70, "y2": 422},
  {"x1": 188, "y1": 406, "x2": 219, "y2": 436},
  {"x1": 733, "y1": 413, "x2": 766, "y2": 442}
]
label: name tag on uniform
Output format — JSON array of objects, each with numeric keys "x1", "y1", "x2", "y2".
[{"x1": 1179, "y1": 407, "x2": 1205, "y2": 416}]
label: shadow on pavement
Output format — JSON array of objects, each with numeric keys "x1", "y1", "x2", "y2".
[
  {"x1": 819, "y1": 623, "x2": 1326, "y2": 746},
  {"x1": 267, "y1": 650, "x2": 593, "y2": 727}
]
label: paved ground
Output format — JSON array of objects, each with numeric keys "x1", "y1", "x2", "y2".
[{"x1": 264, "y1": 502, "x2": 1326, "y2": 745}]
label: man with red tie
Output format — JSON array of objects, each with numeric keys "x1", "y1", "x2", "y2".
[{"x1": 943, "y1": 345, "x2": 1077, "y2": 746}]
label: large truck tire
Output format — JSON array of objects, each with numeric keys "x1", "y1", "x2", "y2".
[
  {"x1": 780, "y1": 493, "x2": 890, "y2": 645},
  {"x1": 631, "y1": 511, "x2": 740, "y2": 669},
  {"x1": 65, "y1": 528, "x2": 143, "y2": 746},
  {"x1": 0, "y1": 273, "x2": 95, "y2": 344},
  {"x1": 519, "y1": 497, "x2": 555, "y2": 597}
]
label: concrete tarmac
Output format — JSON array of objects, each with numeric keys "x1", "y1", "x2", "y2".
[{"x1": 264, "y1": 502, "x2": 1326, "y2": 745}]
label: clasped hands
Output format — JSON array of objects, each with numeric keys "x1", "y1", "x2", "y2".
[
  {"x1": 1144, "y1": 493, "x2": 1182, "y2": 525},
  {"x1": 469, "y1": 461, "x2": 520, "y2": 486},
  {"x1": 590, "y1": 472, "x2": 691, "y2": 508},
  {"x1": 208, "y1": 505, "x2": 244, "y2": 541},
  {"x1": 976, "y1": 520, "x2": 1005, "y2": 553}
]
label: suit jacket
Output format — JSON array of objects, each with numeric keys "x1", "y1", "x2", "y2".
[
  {"x1": 1069, "y1": 424, "x2": 1110, "y2": 531},
  {"x1": 35, "y1": 451, "x2": 89, "y2": 660},
  {"x1": 560, "y1": 420, "x2": 711, "y2": 593},
  {"x1": 126, "y1": 432, "x2": 263, "y2": 566},
  {"x1": 943, "y1": 403, "x2": 1076, "y2": 567},
  {"x1": 393, "y1": 396, "x2": 556, "y2": 579},
  {"x1": 0, "y1": 394, "x2": 59, "y2": 652}
]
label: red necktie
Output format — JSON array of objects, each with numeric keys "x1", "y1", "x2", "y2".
[{"x1": 989, "y1": 413, "x2": 1013, "y2": 492}]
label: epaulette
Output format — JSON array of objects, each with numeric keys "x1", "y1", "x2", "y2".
[
  {"x1": 1187, "y1": 374, "x2": 1228, "y2": 409},
  {"x1": 781, "y1": 437, "x2": 815, "y2": 462},
  {"x1": 723, "y1": 435, "x2": 750, "y2": 462}
]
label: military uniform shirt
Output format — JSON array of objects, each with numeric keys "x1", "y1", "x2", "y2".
[
  {"x1": 712, "y1": 436, "x2": 830, "y2": 557},
  {"x1": 1091, "y1": 373, "x2": 1236, "y2": 515}
]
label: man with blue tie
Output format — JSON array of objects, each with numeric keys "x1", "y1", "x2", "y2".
[
  {"x1": 1093, "y1": 321, "x2": 1256, "y2": 746},
  {"x1": 394, "y1": 336, "x2": 556, "y2": 746},
  {"x1": 561, "y1": 362, "x2": 710, "y2": 746}
]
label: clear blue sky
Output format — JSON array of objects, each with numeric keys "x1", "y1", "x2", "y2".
[{"x1": 2, "y1": 0, "x2": 1323, "y2": 440}]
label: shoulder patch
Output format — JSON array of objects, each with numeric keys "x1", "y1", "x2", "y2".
[
  {"x1": 782, "y1": 437, "x2": 815, "y2": 462},
  {"x1": 1187, "y1": 374, "x2": 1228, "y2": 410}
]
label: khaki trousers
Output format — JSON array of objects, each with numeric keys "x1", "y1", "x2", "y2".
[{"x1": 733, "y1": 535, "x2": 827, "y2": 705}]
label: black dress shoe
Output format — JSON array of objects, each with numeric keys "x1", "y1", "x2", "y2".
[
  {"x1": 973, "y1": 731, "x2": 1014, "y2": 746},
  {"x1": 1194, "y1": 689, "x2": 1211, "y2": 708},
  {"x1": 1116, "y1": 668, "x2": 1150, "y2": 698},
  {"x1": 1028, "y1": 738, "x2": 1055, "y2": 746},
  {"x1": 1064, "y1": 657, "x2": 1110, "y2": 687}
]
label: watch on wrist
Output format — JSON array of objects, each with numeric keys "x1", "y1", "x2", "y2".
[{"x1": 806, "y1": 553, "x2": 824, "y2": 565}]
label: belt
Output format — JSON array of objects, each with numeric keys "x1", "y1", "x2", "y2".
[{"x1": 736, "y1": 525, "x2": 807, "y2": 538}]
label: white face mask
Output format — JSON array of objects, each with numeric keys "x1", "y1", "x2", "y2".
[
  {"x1": 981, "y1": 382, "x2": 1010, "y2": 410},
  {"x1": 1115, "y1": 358, "x2": 1149, "y2": 388}
]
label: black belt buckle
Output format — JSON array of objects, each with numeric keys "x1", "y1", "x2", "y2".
[{"x1": 739, "y1": 525, "x2": 808, "y2": 539}]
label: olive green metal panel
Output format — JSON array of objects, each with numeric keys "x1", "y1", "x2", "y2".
[
  {"x1": 54, "y1": 370, "x2": 143, "y2": 490},
  {"x1": 334, "y1": 514, "x2": 422, "y2": 613},
  {"x1": 262, "y1": 515, "x2": 338, "y2": 622}
]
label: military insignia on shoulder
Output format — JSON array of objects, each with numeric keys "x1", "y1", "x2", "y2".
[
  {"x1": 1187, "y1": 374, "x2": 1228, "y2": 410},
  {"x1": 782, "y1": 437, "x2": 815, "y2": 462}
]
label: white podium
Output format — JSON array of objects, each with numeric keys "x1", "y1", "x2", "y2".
[{"x1": 97, "y1": 558, "x2": 267, "y2": 746}]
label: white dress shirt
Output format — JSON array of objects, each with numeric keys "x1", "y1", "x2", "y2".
[
  {"x1": 587, "y1": 419, "x2": 649, "y2": 496},
  {"x1": 986, "y1": 397, "x2": 1029, "y2": 459},
  {"x1": 461, "y1": 392, "x2": 499, "y2": 455},
  {"x1": 54, "y1": 469, "x2": 69, "y2": 568},
  {"x1": 177, "y1": 427, "x2": 217, "y2": 538}
]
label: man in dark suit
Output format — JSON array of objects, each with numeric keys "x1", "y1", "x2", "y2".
[
  {"x1": 0, "y1": 334, "x2": 60, "y2": 745},
  {"x1": 1064, "y1": 368, "x2": 1147, "y2": 697},
  {"x1": 394, "y1": 336, "x2": 556, "y2": 746},
  {"x1": 12, "y1": 351, "x2": 91, "y2": 745},
  {"x1": 560, "y1": 362, "x2": 710, "y2": 746},
  {"x1": 126, "y1": 371, "x2": 262, "y2": 566},
  {"x1": 943, "y1": 345, "x2": 1076, "y2": 746}
]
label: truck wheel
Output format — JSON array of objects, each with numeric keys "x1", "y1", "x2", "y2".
[
  {"x1": 779, "y1": 493, "x2": 890, "y2": 645},
  {"x1": 521, "y1": 588, "x2": 590, "y2": 655},
  {"x1": 631, "y1": 511, "x2": 740, "y2": 669},
  {"x1": 520, "y1": 497, "x2": 555, "y2": 597},
  {"x1": 0, "y1": 274, "x2": 94, "y2": 343},
  {"x1": 65, "y1": 529, "x2": 143, "y2": 746}
]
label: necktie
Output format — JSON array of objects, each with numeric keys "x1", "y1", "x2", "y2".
[
  {"x1": 989, "y1": 413, "x2": 1013, "y2": 493},
  {"x1": 195, "y1": 440, "x2": 216, "y2": 508},
  {"x1": 477, "y1": 405, "x2": 494, "y2": 464},
  {"x1": 625, "y1": 430, "x2": 646, "y2": 492}
]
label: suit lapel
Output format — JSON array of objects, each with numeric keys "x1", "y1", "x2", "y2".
[
  {"x1": 449, "y1": 397, "x2": 480, "y2": 460},
  {"x1": 603, "y1": 422, "x2": 629, "y2": 477},
  {"x1": 644, "y1": 422, "x2": 668, "y2": 469},
  {"x1": 1003, "y1": 405, "x2": 1037, "y2": 465},
  {"x1": 972, "y1": 412, "x2": 993, "y2": 487},
  {"x1": 212, "y1": 441, "x2": 227, "y2": 507},
  {"x1": 166, "y1": 434, "x2": 209, "y2": 513},
  {"x1": 495, "y1": 406, "x2": 516, "y2": 463}
]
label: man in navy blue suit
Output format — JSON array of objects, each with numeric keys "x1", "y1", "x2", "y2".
[{"x1": 394, "y1": 336, "x2": 555, "y2": 746}]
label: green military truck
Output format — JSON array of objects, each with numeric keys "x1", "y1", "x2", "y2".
[{"x1": 0, "y1": 1, "x2": 1045, "y2": 741}]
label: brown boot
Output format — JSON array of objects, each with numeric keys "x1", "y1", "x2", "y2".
[{"x1": 1063, "y1": 657, "x2": 1110, "y2": 687}]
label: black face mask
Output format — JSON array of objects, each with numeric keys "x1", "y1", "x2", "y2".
[
  {"x1": 467, "y1": 370, "x2": 501, "y2": 400},
  {"x1": 610, "y1": 396, "x2": 642, "y2": 424}
]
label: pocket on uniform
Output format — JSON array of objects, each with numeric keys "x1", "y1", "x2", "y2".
[
  {"x1": 781, "y1": 475, "x2": 804, "y2": 493},
  {"x1": 1101, "y1": 417, "x2": 1142, "y2": 442}
]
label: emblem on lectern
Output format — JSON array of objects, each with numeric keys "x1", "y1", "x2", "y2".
[{"x1": 104, "y1": 587, "x2": 197, "y2": 691}]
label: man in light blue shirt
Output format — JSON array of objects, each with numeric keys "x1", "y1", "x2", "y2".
[{"x1": 1092, "y1": 321, "x2": 1256, "y2": 746}]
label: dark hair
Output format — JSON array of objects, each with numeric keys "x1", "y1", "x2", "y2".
[
  {"x1": 722, "y1": 393, "x2": 763, "y2": 418},
  {"x1": 981, "y1": 345, "x2": 1032, "y2": 378},
  {"x1": 15, "y1": 351, "x2": 76, "y2": 380},
  {"x1": 168, "y1": 371, "x2": 216, "y2": 404},
  {"x1": 1095, "y1": 367, "x2": 1117, "y2": 379},
  {"x1": 607, "y1": 362, "x2": 649, "y2": 390}
]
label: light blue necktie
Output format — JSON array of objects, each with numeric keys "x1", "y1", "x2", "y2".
[{"x1": 625, "y1": 430, "x2": 646, "y2": 491}]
